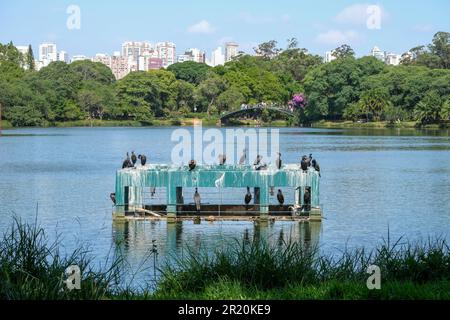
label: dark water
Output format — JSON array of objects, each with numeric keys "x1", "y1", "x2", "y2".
[{"x1": 1, "y1": 127, "x2": 449, "y2": 285}]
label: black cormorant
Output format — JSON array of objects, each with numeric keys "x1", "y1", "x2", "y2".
[
  {"x1": 300, "y1": 155, "x2": 308, "y2": 172},
  {"x1": 239, "y1": 149, "x2": 247, "y2": 165},
  {"x1": 277, "y1": 189, "x2": 284, "y2": 206},
  {"x1": 275, "y1": 152, "x2": 282, "y2": 169},
  {"x1": 138, "y1": 154, "x2": 147, "y2": 166},
  {"x1": 244, "y1": 187, "x2": 252, "y2": 210},
  {"x1": 218, "y1": 154, "x2": 226, "y2": 165},
  {"x1": 194, "y1": 188, "x2": 201, "y2": 213},
  {"x1": 312, "y1": 159, "x2": 321, "y2": 177},
  {"x1": 131, "y1": 151, "x2": 137, "y2": 166},
  {"x1": 189, "y1": 160, "x2": 196, "y2": 171}
]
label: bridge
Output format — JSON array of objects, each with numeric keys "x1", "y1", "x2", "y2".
[{"x1": 219, "y1": 106, "x2": 295, "y2": 125}]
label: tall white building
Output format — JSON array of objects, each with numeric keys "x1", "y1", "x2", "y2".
[
  {"x1": 385, "y1": 53, "x2": 401, "y2": 66},
  {"x1": 177, "y1": 48, "x2": 205, "y2": 63},
  {"x1": 156, "y1": 42, "x2": 176, "y2": 68},
  {"x1": 121, "y1": 41, "x2": 152, "y2": 61},
  {"x1": 210, "y1": 47, "x2": 225, "y2": 67},
  {"x1": 57, "y1": 50, "x2": 69, "y2": 63},
  {"x1": 324, "y1": 50, "x2": 336, "y2": 63},
  {"x1": 225, "y1": 42, "x2": 239, "y2": 62},
  {"x1": 39, "y1": 43, "x2": 57, "y2": 67},
  {"x1": 371, "y1": 46, "x2": 385, "y2": 61}
]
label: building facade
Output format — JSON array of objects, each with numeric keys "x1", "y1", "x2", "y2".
[
  {"x1": 156, "y1": 42, "x2": 176, "y2": 68},
  {"x1": 225, "y1": 42, "x2": 239, "y2": 62}
]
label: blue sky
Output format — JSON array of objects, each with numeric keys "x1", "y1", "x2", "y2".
[{"x1": 1, "y1": 0, "x2": 449, "y2": 58}]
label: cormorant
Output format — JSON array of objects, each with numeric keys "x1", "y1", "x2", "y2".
[
  {"x1": 122, "y1": 153, "x2": 133, "y2": 169},
  {"x1": 131, "y1": 151, "x2": 137, "y2": 166},
  {"x1": 150, "y1": 187, "x2": 156, "y2": 197},
  {"x1": 254, "y1": 155, "x2": 262, "y2": 166},
  {"x1": 189, "y1": 160, "x2": 196, "y2": 171},
  {"x1": 300, "y1": 155, "x2": 308, "y2": 172},
  {"x1": 244, "y1": 187, "x2": 252, "y2": 210},
  {"x1": 239, "y1": 149, "x2": 247, "y2": 165},
  {"x1": 194, "y1": 188, "x2": 201, "y2": 213},
  {"x1": 110, "y1": 193, "x2": 116, "y2": 204},
  {"x1": 312, "y1": 159, "x2": 321, "y2": 177},
  {"x1": 303, "y1": 188, "x2": 311, "y2": 212},
  {"x1": 138, "y1": 154, "x2": 147, "y2": 166},
  {"x1": 277, "y1": 189, "x2": 284, "y2": 206},
  {"x1": 218, "y1": 154, "x2": 226, "y2": 165},
  {"x1": 307, "y1": 153, "x2": 313, "y2": 167},
  {"x1": 275, "y1": 152, "x2": 282, "y2": 169}
]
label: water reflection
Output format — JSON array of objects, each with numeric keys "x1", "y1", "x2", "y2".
[{"x1": 112, "y1": 219, "x2": 322, "y2": 283}]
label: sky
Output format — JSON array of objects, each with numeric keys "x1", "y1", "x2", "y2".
[{"x1": 0, "y1": 0, "x2": 449, "y2": 59}]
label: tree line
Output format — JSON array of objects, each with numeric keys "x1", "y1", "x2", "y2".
[{"x1": 0, "y1": 32, "x2": 449, "y2": 127}]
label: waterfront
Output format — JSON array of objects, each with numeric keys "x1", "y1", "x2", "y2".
[{"x1": 0, "y1": 126, "x2": 449, "y2": 286}]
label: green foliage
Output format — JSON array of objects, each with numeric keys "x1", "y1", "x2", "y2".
[
  {"x1": 1, "y1": 33, "x2": 449, "y2": 127},
  {"x1": 167, "y1": 61, "x2": 211, "y2": 85}
]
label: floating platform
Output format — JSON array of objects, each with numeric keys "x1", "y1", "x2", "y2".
[{"x1": 113, "y1": 164, "x2": 322, "y2": 222}]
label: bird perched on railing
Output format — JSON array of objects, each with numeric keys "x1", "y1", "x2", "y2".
[
  {"x1": 307, "y1": 153, "x2": 313, "y2": 167},
  {"x1": 244, "y1": 187, "x2": 252, "y2": 210},
  {"x1": 110, "y1": 193, "x2": 116, "y2": 204},
  {"x1": 254, "y1": 155, "x2": 262, "y2": 166},
  {"x1": 239, "y1": 149, "x2": 247, "y2": 165},
  {"x1": 122, "y1": 152, "x2": 133, "y2": 169},
  {"x1": 138, "y1": 154, "x2": 147, "y2": 166},
  {"x1": 277, "y1": 189, "x2": 284, "y2": 207},
  {"x1": 218, "y1": 154, "x2": 226, "y2": 165},
  {"x1": 131, "y1": 151, "x2": 137, "y2": 167},
  {"x1": 189, "y1": 160, "x2": 196, "y2": 171},
  {"x1": 194, "y1": 188, "x2": 201, "y2": 213},
  {"x1": 300, "y1": 155, "x2": 308, "y2": 172},
  {"x1": 312, "y1": 159, "x2": 321, "y2": 177},
  {"x1": 275, "y1": 152, "x2": 282, "y2": 169}
]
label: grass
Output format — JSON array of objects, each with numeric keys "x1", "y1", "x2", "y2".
[{"x1": 0, "y1": 219, "x2": 449, "y2": 300}]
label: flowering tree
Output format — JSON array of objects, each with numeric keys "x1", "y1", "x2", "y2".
[{"x1": 290, "y1": 93, "x2": 307, "y2": 109}]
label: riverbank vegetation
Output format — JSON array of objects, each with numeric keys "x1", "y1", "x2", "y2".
[
  {"x1": 0, "y1": 32, "x2": 449, "y2": 129},
  {"x1": 1, "y1": 219, "x2": 449, "y2": 300}
]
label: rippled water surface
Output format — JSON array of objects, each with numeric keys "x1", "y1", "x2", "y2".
[{"x1": 1, "y1": 126, "x2": 449, "y2": 284}]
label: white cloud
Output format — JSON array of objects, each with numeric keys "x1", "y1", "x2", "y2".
[
  {"x1": 334, "y1": 3, "x2": 388, "y2": 26},
  {"x1": 187, "y1": 20, "x2": 216, "y2": 34},
  {"x1": 315, "y1": 29, "x2": 361, "y2": 45}
]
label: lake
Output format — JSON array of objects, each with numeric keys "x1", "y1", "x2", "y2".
[{"x1": 0, "y1": 126, "x2": 449, "y2": 286}]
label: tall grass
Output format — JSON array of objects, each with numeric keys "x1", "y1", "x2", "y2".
[
  {"x1": 0, "y1": 218, "x2": 124, "y2": 299},
  {"x1": 156, "y1": 236, "x2": 450, "y2": 298},
  {"x1": 0, "y1": 218, "x2": 448, "y2": 299}
]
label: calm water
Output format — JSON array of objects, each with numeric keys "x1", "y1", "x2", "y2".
[{"x1": 1, "y1": 126, "x2": 449, "y2": 285}]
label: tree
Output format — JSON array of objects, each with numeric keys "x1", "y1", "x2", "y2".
[
  {"x1": 286, "y1": 37, "x2": 298, "y2": 49},
  {"x1": 357, "y1": 88, "x2": 391, "y2": 121},
  {"x1": 195, "y1": 74, "x2": 228, "y2": 114},
  {"x1": 167, "y1": 61, "x2": 211, "y2": 85},
  {"x1": 414, "y1": 91, "x2": 444, "y2": 124},
  {"x1": 70, "y1": 60, "x2": 115, "y2": 85},
  {"x1": 332, "y1": 44, "x2": 355, "y2": 59},
  {"x1": 216, "y1": 86, "x2": 245, "y2": 113},
  {"x1": 428, "y1": 31, "x2": 450, "y2": 69},
  {"x1": 253, "y1": 40, "x2": 281, "y2": 59},
  {"x1": 26, "y1": 45, "x2": 35, "y2": 71}
]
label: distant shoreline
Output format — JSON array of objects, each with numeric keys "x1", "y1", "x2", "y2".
[{"x1": 1, "y1": 119, "x2": 449, "y2": 130}]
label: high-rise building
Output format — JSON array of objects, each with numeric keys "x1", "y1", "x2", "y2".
[
  {"x1": 121, "y1": 41, "x2": 152, "y2": 61},
  {"x1": 57, "y1": 51, "x2": 69, "y2": 63},
  {"x1": 177, "y1": 48, "x2": 206, "y2": 63},
  {"x1": 210, "y1": 47, "x2": 225, "y2": 67},
  {"x1": 93, "y1": 53, "x2": 129, "y2": 79},
  {"x1": 225, "y1": 42, "x2": 239, "y2": 62},
  {"x1": 385, "y1": 53, "x2": 401, "y2": 66},
  {"x1": 39, "y1": 42, "x2": 57, "y2": 67},
  {"x1": 156, "y1": 42, "x2": 176, "y2": 68},
  {"x1": 370, "y1": 46, "x2": 385, "y2": 61},
  {"x1": 324, "y1": 50, "x2": 336, "y2": 63},
  {"x1": 148, "y1": 58, "x2": 163, "y2": 70}
]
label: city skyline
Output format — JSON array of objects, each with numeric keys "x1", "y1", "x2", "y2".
[{"x1": 1, "y1": 0, "x2": 449, "y2": 59}]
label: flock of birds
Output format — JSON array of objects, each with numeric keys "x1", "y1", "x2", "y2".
[{"x1": 119, "y1": 150, "x2": 320, "y2": 213}]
